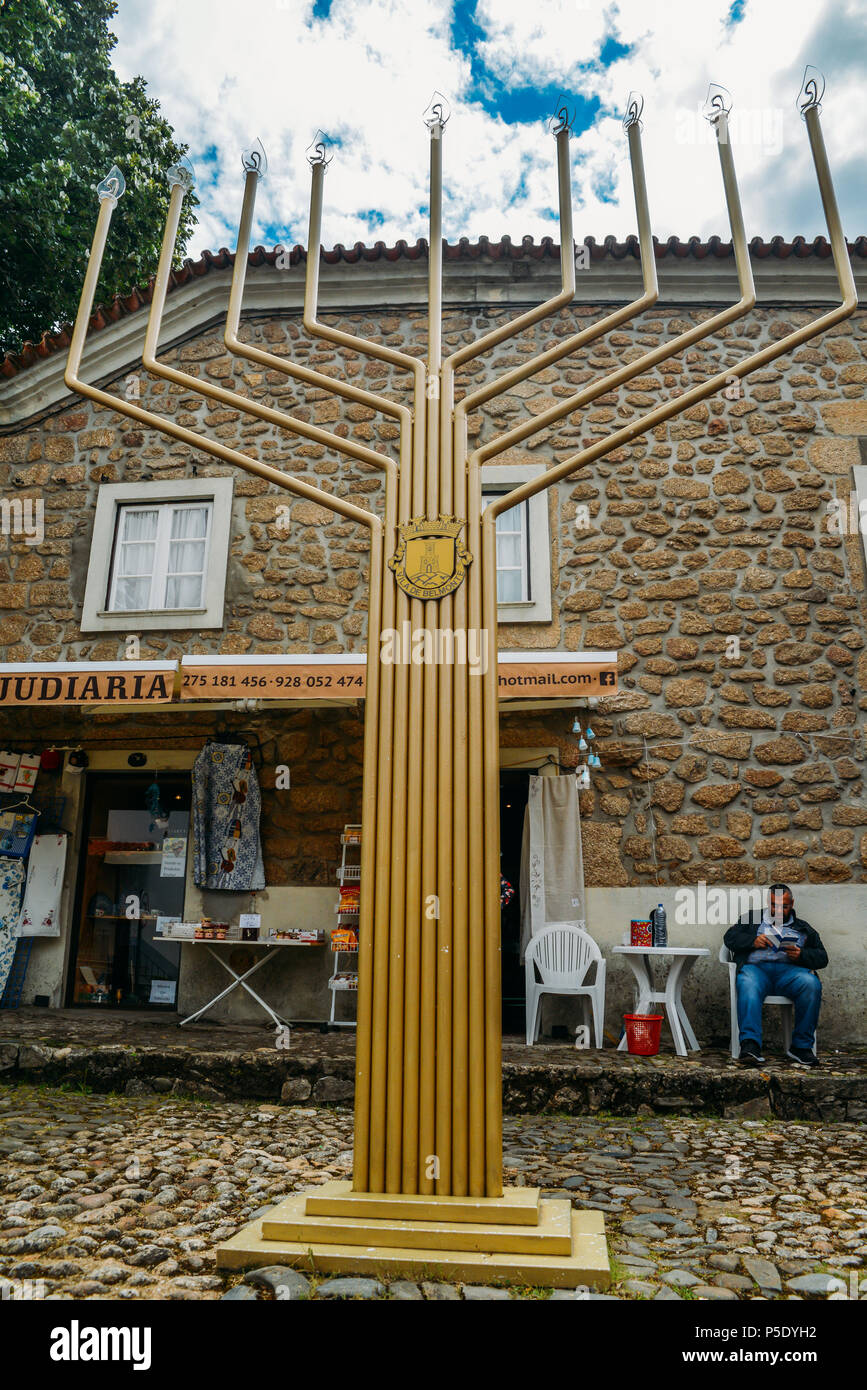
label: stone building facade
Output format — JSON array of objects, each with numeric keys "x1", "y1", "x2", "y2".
[{"x1": 0, "y1": 235, "x2": 865, "y2": 1037}]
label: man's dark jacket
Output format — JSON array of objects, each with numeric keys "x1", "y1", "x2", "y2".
[{"x1": 723, "y1": 909, "x2": 828, "y2": 971}]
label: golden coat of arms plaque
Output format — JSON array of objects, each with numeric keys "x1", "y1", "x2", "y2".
[{"x1": 389, "y1": 516, "x2": 472, "y2": 600}]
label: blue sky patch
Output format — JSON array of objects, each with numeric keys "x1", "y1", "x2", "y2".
[
  {"x1": 258, "y1": 220, "x2": 291, "y2": 249},
  {"x1": 510, "y1": 152, "x2": 533, "y2": 205},
  {"x1": 450, "y1": 0, "x2": 607, "y2": 131},
  {"x1": 451, "y1": 0, "x2": 486, "y2": 58},
  {"x1": 599, "y1": 35, "x2": 632, "y2": 65},
  {"x1": 592, "y1": 168, "x2": 618, "y2": 205}
]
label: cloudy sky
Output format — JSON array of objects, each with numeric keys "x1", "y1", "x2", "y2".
[{"x1": 110, "y1": 0, "x2": 866, "y2": 259}]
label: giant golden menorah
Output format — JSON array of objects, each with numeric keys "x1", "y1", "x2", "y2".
[{"x1": 66, "y1": 75, "x2": 855, "y2": 1282}]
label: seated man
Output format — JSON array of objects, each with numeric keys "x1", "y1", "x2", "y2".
[{"x1": 724, "y1": 882, "x2": 827, "y2": 1068}]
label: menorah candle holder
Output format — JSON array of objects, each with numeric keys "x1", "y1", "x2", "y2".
[{"x1": 65, "y1": 73, "x2": 856, "y2": 1286}]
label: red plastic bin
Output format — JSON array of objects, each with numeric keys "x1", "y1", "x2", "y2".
[{"x1": 623, "y1": 1013, "x2": 663, "y2": 1056}]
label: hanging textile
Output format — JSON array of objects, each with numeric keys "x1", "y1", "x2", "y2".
[
  {"x1": 0, "y1": 857, "x2": 26, "y2": 998},
  {"x1": 192, "y1": 743, "x2": 265, "y2": 891},
  {"x1": 519, "y1": 773, "x2": 585, "y2": 959},
  {"x1": 17, "y1": 834, "x2": 68, "y2": 937}
]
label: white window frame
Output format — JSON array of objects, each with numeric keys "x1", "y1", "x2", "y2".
[
  {"x1": 82, "y1": 478, "x2": 234, "y2": 633},
  {"x1": 481, "y1": 464, "x2": 552, "y2": 624},
  {"x1": 490, "y1": 497, "x2": 531, "y2": 603},
  {"x1": 853, "y1": 464, "x2": 867, "y2": 576},
  {"x1": 107, "y1": 500, "x2": 214, "y2": 615}
]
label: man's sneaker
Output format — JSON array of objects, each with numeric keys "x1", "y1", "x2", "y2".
[
  {"x1": 786, "y1": 1046, "x2": 819, "y2": 1068},
  {"x1": 739, "y1": 1040, "x2": 765, "y2": 1065}
]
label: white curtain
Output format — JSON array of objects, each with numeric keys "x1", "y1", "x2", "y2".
[
  {"x1": 114, "y1": 508, "x2": 157, "y2": 610},
  {"x1": 519, "y1": 774, "x2": 585, "y2": 959},
  {"x1": 166, "y1": 505, "x2": 208, "y2": 608},
  {"x1": 494, "y1": 506, "x2": 527, "y2": 603}
]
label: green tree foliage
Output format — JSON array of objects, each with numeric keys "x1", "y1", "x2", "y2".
[{"x1": 0, "y1": 0, "x2": 197, "y2": 356}]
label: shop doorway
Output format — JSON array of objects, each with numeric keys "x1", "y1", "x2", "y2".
[
  {"x1": 500, "y1": 769, "x2": 530, "y2": 1034},
  {"x1": 66, "y1": 772, "x2": 191, "y2": 1009}
]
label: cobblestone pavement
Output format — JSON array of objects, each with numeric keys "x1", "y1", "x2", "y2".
[
  {"x1": 5, "y1": 1007, "x2": 866, "y2": 1071},
  {"x1": 1, "y1": 1086, "x2": 864, "y2": 1301}
]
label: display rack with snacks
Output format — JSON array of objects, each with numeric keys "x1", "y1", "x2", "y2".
[
  {"x1": 328, "y1": 824, "x2": 360, "y2": 1027},
  {"x1": 267, "y1": 927, "x2": 325, "y2": 945},
  {"x1": 195, "y1": 919, "x2": 229, "y2": 941}
]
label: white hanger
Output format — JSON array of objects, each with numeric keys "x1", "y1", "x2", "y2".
[{"x1": 0, "y1": 795, "x2": 37, "y2": 814}]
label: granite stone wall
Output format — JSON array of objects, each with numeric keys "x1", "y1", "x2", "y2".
[{"x1": 1, "y1": 298, "x2": 866, "y2": 887}]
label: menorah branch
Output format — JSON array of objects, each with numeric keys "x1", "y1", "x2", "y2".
[
  {"x1": 225, "y1": 168, "x2": 412, "y2": 443},
  {"x1": 444, "y1": 124, "x2": 576, "y2": 384},
  {"x1": 305, "y1": 159, "x2": 427, "y2": 401},
  {"x1": 484, "y1": 101, "x2": 856, "y2": 520},
  {"x1": 457, "y1": 113, "x2": 656, "y2": 431},
  {"x1": 142, "y1": 180, "x2": 398, "y2": 490},
  {"x1": 64, "y1": 194, "x2": 381, "y2": 534},
  {"x1": 473, "y1": 108, "x2": 755, "y2": 479}
]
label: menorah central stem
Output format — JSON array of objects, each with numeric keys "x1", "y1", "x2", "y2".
[{"x1": 351, "y1": 116, "x2": 503, "y2": 1198}]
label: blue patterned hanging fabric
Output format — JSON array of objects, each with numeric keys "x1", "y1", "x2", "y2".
[
  {"x1": 192, "y1": 743, "x2": 265, "y2": 891},
  {"x1": 0, "y1": 858, "x2": 26, "y2": 999}
]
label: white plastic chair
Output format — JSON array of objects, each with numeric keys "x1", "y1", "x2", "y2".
[
  {"x1": 720, "y1": 944, "x2": 818, "y2": 1058},
  {"x1": 525, "y1": 924, "x2": 606, "y2": 1047}
]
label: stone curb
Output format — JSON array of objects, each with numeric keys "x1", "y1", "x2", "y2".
[{"x1": 1, "y1": 1040, "x2": 864, "y2": 1119}]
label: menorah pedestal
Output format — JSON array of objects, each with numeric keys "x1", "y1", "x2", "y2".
[{"x1": 215, "y1": 1181, "x2": 610, "y2": 1289}]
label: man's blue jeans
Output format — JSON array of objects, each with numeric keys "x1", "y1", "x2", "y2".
[{"x1": 736, "y1": 962, "x2": 821, "y2": 1050}]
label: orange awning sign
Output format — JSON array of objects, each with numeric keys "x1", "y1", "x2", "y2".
[
  {"x1": 496, "y1": 653, "x2": 617, "y2": 698},
  {"x1": 0, "y1": 662, "x2": 177, "y2": 705},
  {"x1": 0, "y1": 654, "x2": 617, "y2": 706},
  {"x1": 180, "y1": 652, "x2": 618, "y2": 701},
  {"x1": 181, "y1": 655, "x2": 364, "y2": 700}
]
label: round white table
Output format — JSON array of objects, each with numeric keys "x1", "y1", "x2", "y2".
[{"x1": 612, "y1": 945, "x2": 710, "y2": 1057}]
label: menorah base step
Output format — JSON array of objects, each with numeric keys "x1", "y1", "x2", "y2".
[
  {"x1": 264, "y1": 1195, "x2": 572, "y2": 1255},
  {"x1": 216, "y1": 1180, "x2": 610, "y2": 1289},
  {"x1": 307, "y1": 1181, "x2": 542, "y2": 1225}
]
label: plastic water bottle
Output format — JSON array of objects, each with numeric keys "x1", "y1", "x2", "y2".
[{"x1": 652, "y1": 902, "x2": 667, "y2": 948}]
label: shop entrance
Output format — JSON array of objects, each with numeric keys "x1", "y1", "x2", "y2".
[
  {"x1": 66, "y1": 772, "x2": 191, "y2": 1009},
  {"x1": 500, "y1": 769, "x2": 530, "y2": 1034}
]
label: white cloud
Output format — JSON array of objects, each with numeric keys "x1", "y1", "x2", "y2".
[
  {"x1": 109, "y1": 0, "x2": 865, "y2": 261},
  {"x1": 474, "y1": 0, "x2": 612, "y2": 76}
]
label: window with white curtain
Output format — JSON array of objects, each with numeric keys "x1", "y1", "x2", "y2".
[
  {"x1": 481, "y1": 493, "x2": 531, "y2": 603},
  {"x1": 853, "y1": 461, "x2": 867, "y2": 580},
  {"x1": 82, "y1": 478, "x2": 234, "y2": 632},
  {"x1": 108, "y1": 502, "x2": 213, "y2": 612},
  {"x1": 480, "y1": 466, "x2": 552, "y2": 623}
]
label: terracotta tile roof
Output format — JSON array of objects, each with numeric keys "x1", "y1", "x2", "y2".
[{"x1": 2, "y1": 233, "x2": 865, "y2": 381}]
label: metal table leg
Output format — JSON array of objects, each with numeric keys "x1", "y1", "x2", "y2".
[{"x1": 179, "y1": 945, "x2": 288, "y2": 1027}]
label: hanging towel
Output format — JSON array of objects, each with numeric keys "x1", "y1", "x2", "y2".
[
  {"x1": 0, "y1": 857, "x2": 26, "y2": 997},
  {"x1": 13, "y1": 753, "x2": 39, "y2": 794},
  {"x1": 192, "y1": 743, "x2": 265, "y2": 891},
  {"x1": 0, "y1": 752, "x2": 21, "y2": 792},
  {"x1": 17, "y1": 833, "x2": 67, "y2": 937},
  {"x1": 519, "y1": 774, "x2": 585, "y2": 959}
]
